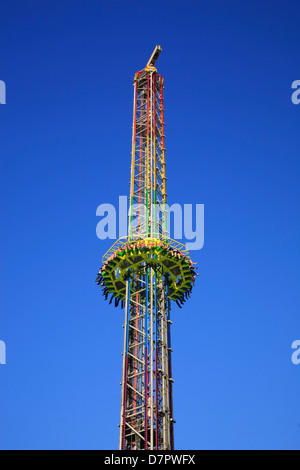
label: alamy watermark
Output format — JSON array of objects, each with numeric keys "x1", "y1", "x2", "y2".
[
  {"x1": 291, "y1": 340, "x2": 300, "y2": 365},
  {"x1": 0, "y1": 80, "x2": 6, "y2": 104},
  {"x1": 0, "y1": 340, "x2": 6, "y2": 365},
  {"x1": 291, "y1": 80, "x2": 300, "y2": 105},
  {"x1": 96, "y1": 197, "x2": 204, "y2": 251}
]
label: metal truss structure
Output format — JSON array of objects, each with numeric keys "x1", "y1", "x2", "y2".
[
  {"x1": 121, "y1": 47, "x2": 173, "y2": 449},
  {"x1": 129, "y1": 45, "x2": 166, "y2": 240},
  {"x1": 119, "y1": 264, "x2": 174, "y2": 450},
  {"x1": 97, "y1": 46, "x2": 197, "y2": 451}
]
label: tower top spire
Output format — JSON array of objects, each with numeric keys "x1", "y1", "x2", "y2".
[{"x1": 146, "y1": 44, "x2": 162, "y2": 68}]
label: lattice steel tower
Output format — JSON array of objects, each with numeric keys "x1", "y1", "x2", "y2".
[{"x1": 96, "y1": 46, "x2": 197, "y2": 450}]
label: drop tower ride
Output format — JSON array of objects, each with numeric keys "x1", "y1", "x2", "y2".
[{"x1": 96, "y1": 46, "x2": 197, "y2": 450}]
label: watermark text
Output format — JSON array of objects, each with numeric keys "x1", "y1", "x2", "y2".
[
  {"x1": 96, "y1": 196, "x2": 204, "y2": 251},
  {"x1": 0, "y1": 80, "x2": 6, "y2": 104},
  {"x1": 0, "y1": 340, "x2": 6, "y2": 365},
  {"x1": 291, "y1": 340, "x2": 300, "y2": 365},
  {"x1": 291, "y1": 80, "x2": 300, "y2": 105}
]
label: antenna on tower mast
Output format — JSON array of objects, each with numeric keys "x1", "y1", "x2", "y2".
[{"x1": 146, "y1": 44, "x2": 162, "y2": 67}]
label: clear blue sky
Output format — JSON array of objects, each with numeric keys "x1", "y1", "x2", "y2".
[{"x1": 0, "y1": 0, "x2": 300, "y2": 450}]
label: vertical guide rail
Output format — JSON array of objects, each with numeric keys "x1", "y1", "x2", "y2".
[
  {"x1": 166, "y1": 277, "x2": 174, "y2": 450},
  {"x1": 144, "y1": 268, "x2": 149, "y2": 449},
  {"x1": 133, "y1": 278, "x2": 139, "y2": 446},
  {"x1": 146, "y1": 71, "x2": 150, "y2": 237},
  {"x1": 154, "y1": 269, "x2": 158, "y2": 450},
  {"x1": 120, "y1": 274, "x2": 131, "y2": 450},
  {"x1": 152, "y1": 73, "x2": 156, "y2": 238},
  {"x1": 160, "y1": 76, "x2": 167, "y2": 238},
  {"x1": 150, "y1": 267, "x2": 154, "y2": 449},
  {"x1": 137, "y1": 70, "x2": 142, "y2": 237},
  {"x1": 129, "y1": 75, "x2": 138, "y2": 240}
]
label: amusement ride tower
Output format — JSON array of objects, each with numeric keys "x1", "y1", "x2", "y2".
[{"x1": 96, "y1": 46, "x2": 197, "y2": 450}]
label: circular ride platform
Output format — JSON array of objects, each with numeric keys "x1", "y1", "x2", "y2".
[{"x1": 96, "y1": 237, "x2": 197, "y2": 307}]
